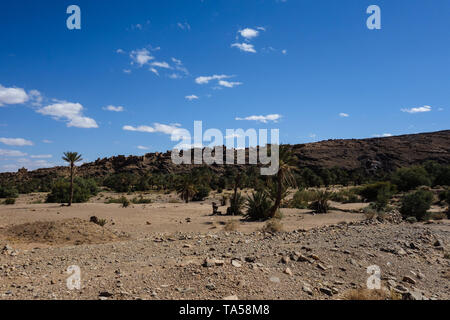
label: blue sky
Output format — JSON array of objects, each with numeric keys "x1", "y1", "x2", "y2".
[{"x1": 0, "y1": 0, "x2": 449, "y2": 172}]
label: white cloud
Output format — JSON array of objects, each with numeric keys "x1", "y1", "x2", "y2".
[
  {"x1": 116, "y1": 49, "x2": 125, "y2": 54},
  {"x1": 151, "y1": 61, "x2": 171, "y2": 69},
  {"x1": 0, "y1": 84, "x2": 29, "y2": 106},
  {"x1": 185, "y1": 95, "x2": 199, "y2": 101},
  {"x1": 0, "y1": 149, "x2": 28, "y2": 157},
  {"x1": 0, "y1": 137, "x2": 33, "y2": 146},
  {"x1": 195, "y1": 74, "x2": 231, "y2": 84},
  {"x1": 130, "y1": 48, "x2": 153, "y2": 66},
  {"x1": 177, "y1": 22, "x2": 191, "y2": 30},
  {"x1": 235, "y1": 114, "x2": 281, "y2": 123},
  {"x1": 373, "y1": 133, "x2": 393, "y2": 137},
  {"x1": 339, "y1": 113, "x2": 349, "y2": 117},
  {"x1": 137, "y1": 146, "x2": 149, "y2": 150},
  {"x1": 218, "y1": 80, "x2": 243, "y2": 88},
  {"x1": 42, "y1": 139, "x2": 53, "y2": 144},
  {"x1": 103, "y1": 105, "x2": 124, "y2": 112},
  {"x1": 36, "y1": 102, "x2": 98, "y2": 128},
  {"x1": 30, "y1": 154, "x2": 52, "y2": 159},
  {"x1": 28, "y1": 89, "x2": 43, "y2": 106},
  {"x1": 171, "y1": 57, "x2": 182, "y2": 65},
  {"x1": 150, "y1": 68, "x2": 159, "y2": 76},
  {"x1": 231, "y1": 42, "x2": 256, "y2": 53},
  {"x1": 401, "y1": 105, "x2": 432, "y2": 114},
  {"x1": 1, "y1": 158, "x2": 53, "y2": 172},
  {"x1": 168, "y1": 73, "x2": 181, "y2": 79},
  {"x1": 282, "y1": 49, "x2": 287, "y2": 54},
  {"x1": 238, "y1": 28, "x2": 260, "y2": 39},
  {"x1": 123, "y1": 69, "x2": 132, "y2": 74},
  {"x1": 123, "y1": 123, "x2": 183, "y2": 136}
]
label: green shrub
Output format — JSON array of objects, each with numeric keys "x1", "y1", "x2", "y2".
[
  {"x1": 46, "y1": 178, "x2": 99, "y2": 203},
  {"x1": 131, "y1": 196, "x2": 152, "y2": 204},
  {"x1": 290, "y1": 189, "x2": 318, "y2": 209},
  {"x1": 330, "y1": 188, "x2": 361, "y2": 203},
  {"x1": 391, "y1": 166, "x2": 431, "y2": 192},
  {"x1": 103, "y1": 173, "x2": 137, "y2": 193},
  {"x1": 0, "y1": 186, "x2": 19, "y2": 199},
  {"x1": 405, "y1": 216, "x2": 417, "y2": 224},
  {"x1": 358, "y1": 182, "x2": 396, "y2": 202},
  {"x1": 192, "y1": 185, "x2": 211, "y2": 201},
  {"x1": 245, "y1": 191, "x2": 273, "y2": 221},
  {"x1": 3, "y1": 198, "x2": 16, "y2": 205},
  {"x1": 106, "y1": 196, "x2": 130, "y2": 207},
  {"x1": 400, "y1": 189, "x2": 434, "y2": 221},
  {"x1": 308, "y1": 191, "x2": 331, "y2": 213},
  {"x1": 226, "y1": 192, "x2": 245, "y2": 216}
]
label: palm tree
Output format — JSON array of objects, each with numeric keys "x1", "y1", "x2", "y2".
[
  {"x1": 268, "y1": 145, "x2": 297, "y2": 218},
  {"x1": 176, "y1": 174, "x2": 197, "y2": 203},
  {"x1": 62, "y1": 152, "x2": 83, "y2": 206}
]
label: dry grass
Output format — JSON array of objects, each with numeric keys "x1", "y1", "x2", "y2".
[
  {"x1": 343, "y1": 288, "x2": 402, "y2": 300},
  {"x1": 223, "y1": 220, "x2": 238, "y2": 231},
  {"x1": 261, "y1": 219, "x2": 283, "y2": 233}
]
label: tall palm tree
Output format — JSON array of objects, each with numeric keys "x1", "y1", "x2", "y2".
[
  {"x1": 62, "y1": 152, "x2": 83, "y2": 206},
  {"x1": 176, "y1": 174, "x2": 197, "y2": 203},
  {"x1": 268, "y1": 145, "x2": 297, "y2": 218}
]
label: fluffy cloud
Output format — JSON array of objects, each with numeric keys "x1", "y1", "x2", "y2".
[
  {"x1": 1, "y1": 158, "x2": 54, "y2": 172},
  {"x1": 231, "y1": 43, "x2": 256, "y2": 53},
  {"x1": 0, "y1": 137, "x2": 33, "y2": 146},
  {"x1": 123, "y1": 123, "x2": 183, "y2": 136},
  {"x1": 218, "y1": 80, "x2": 242, "y2": 88},
  {"x1": 339, "y1": 113, "x2": 349, "y2": 117},
  {"x1": 103, "y1": 105, "x2": 124, "y2": 112},
  {"x1": 0, "y1": 149, "x2": 28, "y2": 157},
  {"x1": 130, "y1": 48, "x2": 154, "y2": 66},
  {"x1": 401, "y1": 105, "x2": 432, "y2": 114},
  {"x1": 195, "y1": 75, "x2": 231, "y2": 84},
  {"x1": 235, "y1": 114, "x2": 281, "y2": 123},
  {"x1": 151, "y1": 61, "x2": 171, "y2": 69},
  {"x1": 238, "y1": 28, "x2": 260, "y2": 40},
  {"x1": 36, "y1": 102, "x2": 98, "y2": 128},
  {"x1": 137, "y1": 146, "x2": 149, "y2": 150},
  {"x1": 0, "y1": 84, "x2": 29, "y2": 106},
  {"x1": 185, "y1": 95, "x2": 199, "y2": 101}
]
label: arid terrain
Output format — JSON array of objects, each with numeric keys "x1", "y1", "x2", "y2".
[{"x1": 0, "y1": 191, "x2": 448, "y2": 300}]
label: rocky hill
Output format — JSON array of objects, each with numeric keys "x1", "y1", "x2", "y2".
[{"x1": 1, "y1": 130, "x2": 449, "y2": 184}]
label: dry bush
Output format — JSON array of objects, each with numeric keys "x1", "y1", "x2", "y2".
[
  {"x1": 344, "y1": 288, "x2": 401, "y2": 300},
  {"x1": 223, "y1": 220, "x2": 238, "y2": 231},
  {"x1": 261, "y1": 219, "x2": 283, "y2": 233}
]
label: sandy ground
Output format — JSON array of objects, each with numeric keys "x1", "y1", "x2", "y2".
[
  {"x1": 0, "y1": 192, "x2": 368, "y2": 249},
  {"x1": 0, "y1": 192, "x2": 448, "y2": 300}
]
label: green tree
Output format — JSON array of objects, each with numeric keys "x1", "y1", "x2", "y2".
[
  {"x1": 268, "y1": 146, "x2": 297, "y2": 218},
  {"x1": 176, "y1": 174, "x2": 197, "y2": 203},
  {"x1": 400, "y1": 189, "x2": 433, "y2": 221},
  {"x1": 62, "y1": 152, "x2": 83, "y2": 206}
]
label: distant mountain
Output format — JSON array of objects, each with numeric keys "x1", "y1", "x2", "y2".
[{"x1": 1, "y1": 130, "x2": 449, "y2": 185}]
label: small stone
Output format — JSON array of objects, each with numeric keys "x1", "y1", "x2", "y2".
[
  {"x1": 402, "y1": 276, "x2": 416, "y2": 285},
  {"x1": 319, "y1": 287, "x2": 333, "y2": 296},
  {"x1": 206, "y1": 284, "x2": 216, "y2": 291},
  {"x1": 231, "y1": 260, "x2": 242, "y2": 268},
  {"x1": 284, "y1": 267, "x2": 293, "y2": 276},
  {"x1": 269, "y1": 276, "x2": 280, "y2": 283},
  {"x1": 281, "y1": 256, "x2": 290, "y2": 264},
  {"x1": 317, "y1": 263, "x2": 327, "y2": 271},
  {"x1": 223, "y1": 295, "x2": 238, "y2": 300}
]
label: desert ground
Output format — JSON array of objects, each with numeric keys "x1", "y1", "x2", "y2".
[{"x1": 0, "y1": 191, "x2": 449, "y2": 300}]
